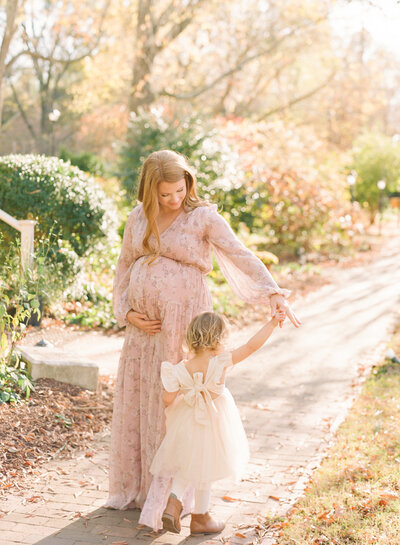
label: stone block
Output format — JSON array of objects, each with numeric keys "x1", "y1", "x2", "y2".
[{"x1": 17, "y1": 346, "x2": 99, "y2": 391}]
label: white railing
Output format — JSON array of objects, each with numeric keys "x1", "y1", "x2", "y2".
[{"x1": 0, "y1": 209, "x2": 36, "y2": 273}]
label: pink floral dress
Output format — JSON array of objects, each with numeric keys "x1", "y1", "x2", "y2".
[{"x1": 104, "y1": 203, "x2": 289, "y2": 522}]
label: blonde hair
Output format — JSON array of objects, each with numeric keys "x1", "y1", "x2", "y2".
[
  {"x1": 185, "y1": 312, "x2": 228, "y2": 353},
  {"x1": 137, "y1": 150, "x2": 208, "y2": 261}
]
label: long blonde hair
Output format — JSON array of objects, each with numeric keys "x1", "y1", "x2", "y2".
[
  {"x1": 185, "y1": 312, "x2": 228, "y2": 353},
  {"x1": 137, "y1": 150, "x2": 208, "y2": 259}
]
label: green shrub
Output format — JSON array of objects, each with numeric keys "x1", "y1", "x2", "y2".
[
  {"x1": 0, "y1": 292, "x2": 35, "y2": 404},
  {"x1": 119, "y1": 109, "x2": 232, "y2": 198},
  {"x1": 0, "y1": 154, "x2": 117, "y2": 257},
  {"x1": 0, "y1": 233, "x2": 78, "y2": 310},
  {"x1": 349, "y1": 133, "x2": 400, "y2": 222},
  {"x1": 58, "y1": 147, "x2": 105, "y2": 176}
]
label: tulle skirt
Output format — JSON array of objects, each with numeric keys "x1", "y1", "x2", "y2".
[{"x1": 150, "y1": 388, "x2": 249, "y2": 489}]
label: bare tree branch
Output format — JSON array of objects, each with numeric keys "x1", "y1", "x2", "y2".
[
  {"x1": 160, "y1": 17, "x2": 325, "y2": 101},
  {"x1": 9, "y1": 80, "x2": 37, "y2": 140},
  {"x1": 257, "y1": 71, "x2": 336, "y2": 121}
]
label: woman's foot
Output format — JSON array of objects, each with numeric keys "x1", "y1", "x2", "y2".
[
  {"x1": 162, "y1": 495, "x2": 183, "y2": 534},
  {"x1": 190, "y1": 512, "x2": 225, "y2": 535}
]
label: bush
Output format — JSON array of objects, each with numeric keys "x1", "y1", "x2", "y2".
[
  {"x1": 0, "y1": 233, "x2": 78, "y2": 312},
  {"x1": 0, "y1": 155, "x2": 118, "y2": 295},
  {"x1": 210, "y1": 118, "x2": 364, "y2": 258},
  {"x1": 119, "y1": 109, "x2": 235, "y2": 198},
  {"x1": 0, "y1": 292, "x2": 35, "y2": 404},
  {"x1": 0, "y1": 154, "x2": 117, "y2": 257},
  {"x1": 58, "y1": 147, "x2": 105, "y2": 176},
  {"x1": 349, "y1": 132, "x2": 400, "y2": 223},
  {"x1": 213, "y1": 169, "x2": 354, "y2": 256}
]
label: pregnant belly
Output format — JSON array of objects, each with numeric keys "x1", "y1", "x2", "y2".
[{"x1": 128, "y1": 255, "x2": 208, "y2": 318}]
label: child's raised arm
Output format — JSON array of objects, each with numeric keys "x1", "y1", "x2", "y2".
[{"x1": 231, "y1": 310, "x2": 285, "y2": 365}]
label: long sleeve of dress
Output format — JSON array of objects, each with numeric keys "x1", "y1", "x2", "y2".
[
  {"x1": 113, "y1": 209, "x2": 137, "y2": 327},
  {"x1": 205, "y1": 205, "x2": 290, "y2": 305}
]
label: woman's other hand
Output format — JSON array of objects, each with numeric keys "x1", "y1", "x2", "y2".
[
  {"x1": 270, "y1": 294, "x2": 301, "y2": 328},
  {"x1": 126, "y1": 310, "x2": 162, "y2": 335}
]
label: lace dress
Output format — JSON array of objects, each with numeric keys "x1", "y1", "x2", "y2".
[
  {"x1": 104, "y1": 203, "x2": 289, "y2": 517},
  {"x1": 139, "y1": 351, "x2": 250, "y2": 531}
]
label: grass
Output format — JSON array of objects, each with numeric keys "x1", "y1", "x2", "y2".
[{"x1": 268, "y1": 320, "x2": 400, "y2": 545}]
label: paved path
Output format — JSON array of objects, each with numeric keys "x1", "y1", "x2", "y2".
[{"x1": 1, "y1": 236, "x2": 400, "y2": 545}]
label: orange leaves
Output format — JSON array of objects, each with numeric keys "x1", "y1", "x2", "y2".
[
  {"x1": 377, "y1": 488, "x2": 398, "y2": 506},
  {"x1": 316, "y1": 504, "x2": 345, "y2": 524},
  {"x1": 26, "y1": 495, "x2": 43, "y2": 503},
  {"x1": 271, "y1": 520, "x2": 289, "y2": 530},
  {"x1": 313, "y1": 488, "x2": 399, "y2": 527},
  {"x1": 222, "y1": 495, "x2": 239, "y2": 502},
  {"x1": 268, "y1": 495, "x2": 280, "y2": 502}
]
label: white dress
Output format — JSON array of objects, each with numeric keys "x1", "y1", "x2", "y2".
[{"x1": 138, "y1": 351, "x2": 249, "y2": 530}]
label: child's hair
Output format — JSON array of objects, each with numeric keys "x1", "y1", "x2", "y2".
[
  {"x1": 185, "y1": 312, "x2": 228, "y2": 353},
  {"x1": 137, "y1": 150, "x2": 208, "y2": 260}
]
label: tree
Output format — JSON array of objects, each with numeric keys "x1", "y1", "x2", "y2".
[
  {"x1": 126, "y1": 0, "x2": 331, "y2": 115},
  {"x1": 0, "y1": 0, "x2": 23, "y2": 135},
  {"x1": 7, "y1": 0, "x2": 110, "y2": 153}
]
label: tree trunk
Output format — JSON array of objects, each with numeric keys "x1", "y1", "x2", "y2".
[{"x1": 0, "y1": 0, "x2": 21, "y2": 135}]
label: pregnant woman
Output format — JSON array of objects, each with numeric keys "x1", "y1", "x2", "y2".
[{"x1": 105, "y1": 150, "x2": 299, "y2": 524}]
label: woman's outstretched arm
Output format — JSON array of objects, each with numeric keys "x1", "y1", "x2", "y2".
[{"x1": 205, "y1": 205, "x2": 300, "y2": 327}]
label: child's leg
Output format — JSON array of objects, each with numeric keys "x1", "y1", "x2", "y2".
[
  {"x1": 193, "y1": 487, "x2": 211, "y2": 514},
  {"x1": 190, "y1": 486, "x2": 225, "y2": 535},
  {"x1": 170, "y1": 476, "x2": 189, "y2": 502},
  {"x1": 162, "y1": 476, "x2": 188, "y2": 533}
]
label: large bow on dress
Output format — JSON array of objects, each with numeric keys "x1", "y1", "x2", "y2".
[{"x1": 183, "y1": 372, "x2": 223, "y2": 425}]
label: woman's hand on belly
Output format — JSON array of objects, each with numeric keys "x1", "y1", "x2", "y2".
[{"x1": 126, "y1": 310, "x2": 162, "y2": 335}]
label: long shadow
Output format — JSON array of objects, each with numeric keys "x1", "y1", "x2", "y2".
[
  {"x1": 32, "y1": 505, "x2": 227, "y2": 544},
  {"x1": 32, "y1": 505, "x2": 180, "y2": 545}
]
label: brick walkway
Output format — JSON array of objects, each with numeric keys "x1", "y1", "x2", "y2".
[
  {"x1": 1, "y1": 236, "x2": 399, "y2": 545},
  {"x1": 0, "y1": 338, "x2": 391, "y2": 545},
  {"x1": 0, "y1": 416, "x2": 330, "y2": 545}
]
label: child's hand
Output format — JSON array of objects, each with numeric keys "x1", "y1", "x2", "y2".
[{"x1": 272, "y1": 309, "x2": 286, "y2": 327}]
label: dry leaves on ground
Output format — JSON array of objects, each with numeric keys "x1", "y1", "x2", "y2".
[{"x1": 0, "y1": 375, "x2": 115, "y2": 493}]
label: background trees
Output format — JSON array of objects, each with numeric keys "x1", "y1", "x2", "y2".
[
  {"x1": 0, "y1": 0, "x2": 399, "y2": 330},
  {"x1": 2, "y1": 0, "x2": 399, "y2": 160}
]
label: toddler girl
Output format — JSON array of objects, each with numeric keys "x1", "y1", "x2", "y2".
[{"x1": 139, "y1": 309, "x2": 286, "y2": 535}]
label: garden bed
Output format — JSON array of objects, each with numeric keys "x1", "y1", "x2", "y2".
[{"x1": 0, "y1": 375, "x2": 115, "y2": 495}]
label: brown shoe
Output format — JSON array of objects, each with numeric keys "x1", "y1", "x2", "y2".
[
  {"x1": 190, "y1": 512, "x2": 225, "y2": 535},
  {"x1": 162, "y1": 495, "x2": 183, "y2": 534}
]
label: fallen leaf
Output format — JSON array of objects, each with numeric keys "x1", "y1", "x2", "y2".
[
  {"x1": 269, "y1": 495, "x2": 280, "y2": 502},
  {"x1": 235, "y1": 532, "x2": 246, "y2": 538},
  {"x1": 27, "y1": 495, "x2": 42, "y2": 502},
  {"x1": 222, "y1": 495, "x2": 239, "y2": 502}
]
